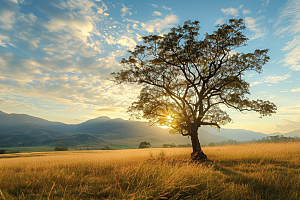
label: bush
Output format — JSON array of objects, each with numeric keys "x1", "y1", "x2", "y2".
[
  {"x1": 55, "y1": 143, "x2": 68, "y2": 151},
  {"x1": 0, "y1": 149, "x2": 6, "y2": 154},
  {"x1": 139, "y1": 141, "x2": 151, "y2": 148}
]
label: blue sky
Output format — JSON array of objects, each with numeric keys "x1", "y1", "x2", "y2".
[{"x1": 0, "y1": 0, "x2": 299, "y2": 134}]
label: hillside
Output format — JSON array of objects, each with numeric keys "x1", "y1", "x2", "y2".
[{"x1": 0, "y1": 110, "x2": 299, "y2": 148}]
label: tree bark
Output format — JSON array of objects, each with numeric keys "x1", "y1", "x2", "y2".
[{"x1": 190, "y1": 127, "x2": 207, "y2": 160}]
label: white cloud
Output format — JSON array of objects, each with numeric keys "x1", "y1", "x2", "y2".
[
  {"x1": 136, "y1": 33, "x2": 142, "y2": 42},
  {"x1": 153, "y1": 11, "x2": 162, "y2": 16},
  {"x1": 0, "y1": 10, "x2": 15, "y2": 30},
  {"x1": 103, "y1": 13, "x2": 109, "y2": 16},
  {"x1": 275, "y1": 0, "x2": 300, "y2": 71},
  {"x1": 276, "y1": 116, "x2": 300, "y2": 133},
  {"x1": 250, "y1": 81, "x2": 263, "y2": 86},
  {"x1": 142, "y1": 14, "x2": 179, "y2": 33},
  {"x1": 162, "y1": 5, "x2": 172, "y2": 11},
  {"x1": 221, "y1": 7, "x2": 239, "y2": 17},
  {"x1": 291, "y1": 87, "x2": 300, "y2": 92},
  {"x1": 121, "y1": 4, "x2": 132, "y2": 17},
  {"x1": 0, "y1": 40, "x2": 6, "y2": 47},
  {"x1": 280, "y1": 36, "x2": 300, "y2": 70},
  {"x1": 275, "y1": 0, "x2": 300, "y2": 35},
  {"x1": 264, "y1": 74, "x2": 291, "y2": 83},
  {"x1": 245, "y1": 16, "x2": 268, "y2": 40},
  {"x1": 243, "y1": 9, "x2": 251, "y2": 15},
  {"x1": 151, "y1": 4, "x2": 158, "y2": 8},
  {"x1": 117, "y1": 36, "x2": 137, "y2": 50},
  {"x1": 214, "y1": 17, "x2": 225, "y2": 26}
]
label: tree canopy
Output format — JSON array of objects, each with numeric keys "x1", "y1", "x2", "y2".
[{"x1": 111, "y1": 18, "x2": 277, "y2": 160}]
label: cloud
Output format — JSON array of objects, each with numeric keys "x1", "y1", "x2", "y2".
[
  {"x1": 264, "y1": 74, "x2": 291, "y2": 83},
  {"x1": 274, "y1": 0, "x2": 300, "y2": 35},
  {"x1": 250, "y1": 73, "x2": 290, "y2": 87},
  {"x1": 214, "y1": 17, "x2": 225, "y2": 26},
  {"x1": 243, "y1": 9, "x2": 251, "y2": 15},
  {"x1": 221, "y1": 7, "x2": 239, "y2": 17},
  {"x1": 280, "y1": 35, "x2": 300, "y2": 71},
  {"x1": 151, "y1": 4, "x2": 158, "y2": 8},
  {"x1": 250, "y1": 81, "x2": 263, "y2": 86},
  {"x1": 117, "y1": 35, "x2": 137, "y2": 49},
  {"x1": 95, "y1": 108, "x2": 120, "y2": 112},
  {"x1": 274, "y1": 0, "x2": 300, "y2": 71},
  {"x1": 162, "y1": 5, "x2": 172, "y2": 11},
  {"x1": 153, "y1": 11, "x2": 162, "y2": 16},
  {"x1": 121, "y1": 4, "x2": 132, "y2": 17},
  {"x1": 141, "y1": 14, "x2": 179, "y2": 33},
  {"x1": 276, "y1": 116, "x2": 300, "y2": 133},
  {"x1": 245, "y1": 16, "x2": 268, "y2": 40},
  {"x1": 291, "y1": 87, "x2": 300, "y2": 92}
]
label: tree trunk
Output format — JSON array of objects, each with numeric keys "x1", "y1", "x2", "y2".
[{"x1": 190, "y1": 128, "x2": 207, "y2": 161}]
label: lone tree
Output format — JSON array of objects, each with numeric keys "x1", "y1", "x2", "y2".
[
  {"x1": 111, "y1": 19, "x2": 276, "y2": 160},
  {"x1": 55, "y1": 142, "x2": 68, "y2": 151},
  {"x1": 139, "y1": 141, "x2": 151, "y2": 148}
]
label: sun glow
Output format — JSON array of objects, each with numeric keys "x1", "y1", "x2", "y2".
[{"x1": 167, "y1": 115, "x2": 173, "y2": 123}]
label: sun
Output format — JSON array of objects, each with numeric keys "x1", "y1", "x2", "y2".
[{"x1": 167, "y1": 115, "x2": 173, "y2": 123}]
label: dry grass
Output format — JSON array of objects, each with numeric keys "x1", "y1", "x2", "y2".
[{"x1": 0, "y1": 142, "x2": 299, "y2": 199}]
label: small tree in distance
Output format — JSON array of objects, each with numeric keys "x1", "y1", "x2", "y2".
[
  {"x1": 139, "y1": 141, "x2": 151, "y2": 148},
  {"x1": 112, "y1": 19, "x2": 277, "y2": 160},
  {"x1": 55, "y1": 143, "x2": 68, "y2": 151}
]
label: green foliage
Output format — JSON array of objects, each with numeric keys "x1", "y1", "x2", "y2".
[
  {"x1": 139, "y1": 141, "x2": 151, "y2": 148},
  {"x1": 207, "y1": 135, "x2": 299, "y2": 147},
  {"x1": 0, "y1": 149, "x2": 6, "y2": 154},
  {"x1": 162, "y1": 143, "x2": 177, "y2": 148},
  {"x1": 54, "y1": 143, "x2": 68, "y2": 151},
  {"x1": 162, "y1": 143, "x2": 192, "y2": 148}
]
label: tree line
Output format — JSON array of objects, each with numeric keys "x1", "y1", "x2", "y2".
[{"x1": 206, "y1": 135, "x2": 299, "y2": 147}]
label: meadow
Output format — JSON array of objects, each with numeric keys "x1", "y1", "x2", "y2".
[{"x1": 0, "y1": 142, "x2": 299, "y2": 199}]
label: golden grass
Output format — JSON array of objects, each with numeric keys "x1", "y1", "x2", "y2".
[{"x1": 0, "y1": 142, "x2": 299, "y2": 199}]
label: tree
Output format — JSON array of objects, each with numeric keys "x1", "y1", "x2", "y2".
[
  {"x1": 55, "y1": 143, "x2": 68, "y2": 151},
  {"x1": 139, "y1": 141, "x2": 151, "y2": 148},
  {"x1": 111, "y1": 19, "x2": 277, "y2": 160}
]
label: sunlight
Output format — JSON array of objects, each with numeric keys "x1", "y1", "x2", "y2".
[{"x1": 167, "y1": 115, "x2": 173, "y2": 123}]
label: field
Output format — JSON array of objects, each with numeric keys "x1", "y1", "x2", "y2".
[{"x1": 0, "y1": 142, "x2": 299, "y2": 199}]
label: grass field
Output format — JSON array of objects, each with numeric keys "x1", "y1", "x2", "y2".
[{"x1": 0, "y1": 142, "x2": 299, "y2": 199}]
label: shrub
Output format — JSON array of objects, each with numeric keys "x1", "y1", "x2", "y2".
[{"x1": 54, "y1": 143, "x2": 68, "y2": 151}]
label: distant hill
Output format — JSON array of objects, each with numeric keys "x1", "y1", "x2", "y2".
[
  {"x1": 284, "y1": 129, "x2": 300, "y2": 137},
  {"x1": 0, "y1": 110, "x2": 299, "y2": 148},
  {"x1": 200, "y1": 126, "x2": 267, "y2": 141}
]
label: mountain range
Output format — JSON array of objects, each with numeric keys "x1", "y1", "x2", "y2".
[{"x1": 0, "y1": 110, "x2": 299, "y2": 148}]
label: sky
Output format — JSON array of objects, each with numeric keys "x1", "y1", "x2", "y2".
[{"x1": 0, "y1": 0, "x2": 300, "y2": 134}]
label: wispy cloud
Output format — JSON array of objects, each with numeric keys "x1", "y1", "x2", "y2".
[
  {"x1": 162, "y1": 5, "x2": 172, "y2": 11},
  {"x1": 250, "y1": 74, "x2": 290, "y2": 86},
  {"x1": 276, "y1": 116, "x2": 300, "y2": 132},
  {"x1": 245, "y1": 16, "x2": 268, "y2": 40},
  {"x1": 275, "y1": 0, "x2": 300, "y2": 71},
  {"x1": 243, "y1": 9, "x2": 251, "y2": 15},
  {"x1": 264, "y1": 74, "x2": 291, "y2": 83},
  {"x1": 221, "y1": 7, "x2": 239, "y2": 17},
  {"x1": 141, "y1": 14, "x2": 179, "y2": 33}
]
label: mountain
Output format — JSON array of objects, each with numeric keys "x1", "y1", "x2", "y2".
[
  {"x1": 1, "y1": 110, "x2": 299, "y2": 148},
  {"x1": 0, "y1": 110, "x2": 71, "y2": 131},
  {"x1": 200, "y1": 126, "x2": 267, "y2": 141},
  {"x1": 284, "y1": 129, "x2": 300, "y2": 137}
]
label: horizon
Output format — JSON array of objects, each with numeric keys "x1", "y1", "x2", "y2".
[
  {"x1": 1, "y1": 0, "x2": 300, "y2": 134},
  {"x1": 0, "y1": 109, "x2": 294, "y2": 135}
]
